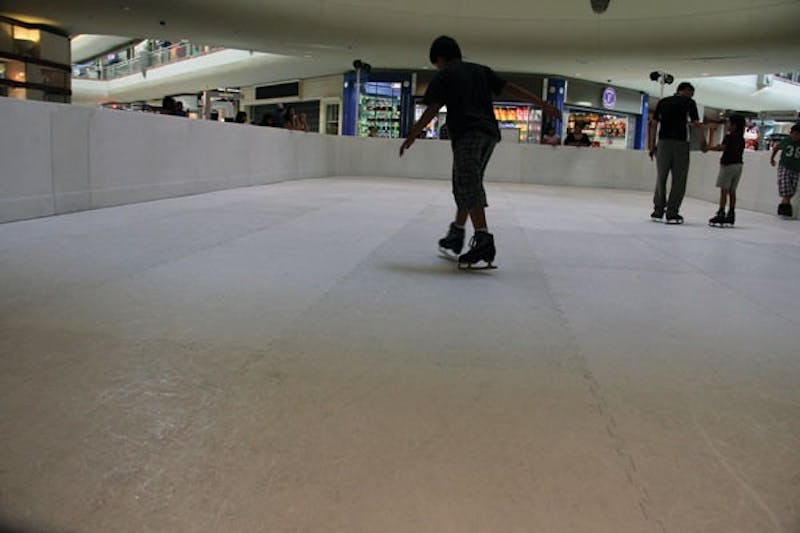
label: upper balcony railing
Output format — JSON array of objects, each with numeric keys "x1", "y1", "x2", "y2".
[
  {"x1": 73, "y1": 41, "x2": 224, "y2": 80},
  {"x1": 774, "y1": 72, "x2": 800, "y2": 85}
]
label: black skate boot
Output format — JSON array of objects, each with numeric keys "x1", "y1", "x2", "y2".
[
  {"x1": 438, "y1": 223, "x2": 465, "y2": 258},
  {"x1": 709, "y1": 209, "x2": 726, "y2": 227},
  {"x1": 650, "y1": 209, "x2": 664, "y2": 222},
  {"x1": 778, "y1": 202, "x2": 793, "y2": 218},
  {"x1": 665, "y1": 213, "x2": 684, "y2": 225},
  {"x1": 724, "y1": 208, "x2": 735, "y2": 227},
  {"x1": 458, "y1": 231, "x2": 497, "y2": 270}
]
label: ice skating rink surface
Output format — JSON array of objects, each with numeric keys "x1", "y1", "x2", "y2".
[{"x1": 1, "y1": 177, "x2": 799, "y2": 532}]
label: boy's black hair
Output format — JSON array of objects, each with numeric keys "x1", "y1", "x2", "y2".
[
  {"x1": 728, "y1": 114, "x2": 745, "y2": 137},
  {"x1": 429, "y1": 36, "x2": 462, "y2": 64},
  {"x1": 791, "y1": 123, "x2": 800, "y2": 133},
  {"x1": 676, "y1": 82, "x2": 695, "y2": 93}
]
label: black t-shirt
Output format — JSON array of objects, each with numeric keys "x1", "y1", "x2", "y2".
[
  {"x1": 720, "y1": 134, "x2": 745, "y2": 165},
  {"x1": 654, "y1": 94, "x2": 700, "y2": 141},
  {"x1": 564, "y1": 133, "x2": 592, "y2": 146},
  {"x1": 423, "y1": 61, "x2": 506, "y2": 141}
]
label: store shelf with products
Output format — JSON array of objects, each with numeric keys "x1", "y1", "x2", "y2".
[
  {"x1": 343, "y1": 72, "x2": 413, "y2": 138},
  {"x1": 359, "y1": 84, "x2": 402, "y2": 138},
  {"x1": 566, "y1": 111, "x2": 629, "y2": 149},
  {"x1": 493, "y1": 103, "x2": 542, "y2": 143}
]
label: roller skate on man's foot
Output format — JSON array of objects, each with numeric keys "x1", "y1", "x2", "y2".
[
  {"x1": 458, "y1": 231, "x2": 497, "y2": 270},
  {"x1": 778, "y1": 202, "x2": 793, "y2": 219},
  {"x1": 665, "y1": 212, "x2": 684, "y2": 225},
  {"x1": 438, "y1": 222, "x2": 465, "y2": 259}
]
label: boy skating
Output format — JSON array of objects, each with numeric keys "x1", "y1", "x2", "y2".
[
  {"x1": 704, "y1": 115, "x2": 745, "y2": 227},
  {"x1": 399, "y1": 35, "x2": 558, "y2": 268},
  {"x1": 770, "y1": 124, "x2": 800, "y2": 218}
]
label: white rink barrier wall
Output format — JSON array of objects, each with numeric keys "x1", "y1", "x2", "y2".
[
  {"x1": 0, "y1": 98, "x2": 331, "y2": 223},
  {"x1": 1, "y1": 97, "x2": 796, "y2": 223}
]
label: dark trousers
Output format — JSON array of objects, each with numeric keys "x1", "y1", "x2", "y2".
[{"x1": 654, "y1": 139, "x2": 690, "y2": 215}]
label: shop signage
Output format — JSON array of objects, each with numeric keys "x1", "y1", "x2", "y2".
[{"x1": 602, "y1": 87, "x2": 617, "y2": 110}]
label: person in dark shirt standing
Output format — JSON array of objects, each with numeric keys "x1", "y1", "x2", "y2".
[
  {"x1": 563, "y1": 122, "x2": 592, "y2": 147},
  {"x1": 649, "y1": 82, "x2": 705, "y2": 224},
  {"x1": 705, "y1": 115, "x2": 746, "y2": 227},
  {"x1": 400, "y1": 35, "x2": 559, "y2": 268}
]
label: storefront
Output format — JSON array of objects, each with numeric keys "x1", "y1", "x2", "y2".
[
  {"x1": 564, "y1": 110, "x2": 629, "y2": 149},
  {"x1": 563, "y1": 80, "x2": 647, "y2": 149},
  {"x1": 412, "y1": 101, "x2": 542, "y2": 142},
  {"x1": 495, "y1": 103, "x2": 542, "y2": 142},
  {"x1": 413, "y1": 73, "x2": 546, "y2": 143},
  {"x1": 238, "y1": 76, "x2": 342, "y2": 132},
  {"x1": 342, "y1": 71, "x2": 414, "y2": 138}
]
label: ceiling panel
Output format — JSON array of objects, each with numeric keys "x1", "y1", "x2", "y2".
[{"x1": 4, "y1": 0, "x2": 799, "y2": 93}]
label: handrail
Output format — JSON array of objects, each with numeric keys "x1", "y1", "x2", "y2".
[
  {"x1": 774, "y1": 72, "x2": 800, "y2": 85},
  {"x1": 72, "y1": 41, "x2": 224, "y2": 80}
]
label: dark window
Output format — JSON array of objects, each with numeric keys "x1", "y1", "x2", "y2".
[{"x1": 255, "y1": 82, "x2": 300, "y2": 100}]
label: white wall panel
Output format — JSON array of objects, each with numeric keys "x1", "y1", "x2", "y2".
[{"x1": 0, "y1": 97, "x2": 796, "y2": 224}]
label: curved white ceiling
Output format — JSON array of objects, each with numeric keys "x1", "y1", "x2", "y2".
[
  {"x1": 71, "y1": 34, "x2": 137, "y2": 62},
  {"x1": 5, "y1": 0, "x2": 800, "y2": 108}
]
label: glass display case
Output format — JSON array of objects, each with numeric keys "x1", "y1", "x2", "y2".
[
  {"x1": 494, "y1": 103, "x2": 542, "y2": 143},
  {"x1": 359, "y1": 82, "x2": 402, "y2": 138},
  {"x1": 567, "y1": 111, "x2": 629, "y2": 149}
]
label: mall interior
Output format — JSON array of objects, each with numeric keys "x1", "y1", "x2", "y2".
[{"x1": 1, "y1": 1, "x2": 800, "y2": 532}]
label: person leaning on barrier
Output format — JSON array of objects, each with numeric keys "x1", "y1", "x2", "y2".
[{"x1": 563, "y1": 123, "x2": 591, "y2": 147}]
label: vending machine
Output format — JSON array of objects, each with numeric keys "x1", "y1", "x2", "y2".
[{"x1": 342, "y1": 71, "x2": 414, "y2": 138}]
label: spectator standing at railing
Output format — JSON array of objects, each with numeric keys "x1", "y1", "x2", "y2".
[
  {"x1": 284, "y1": 106, "x2": 300, "y2": 130},
  {"x1": 259, "y1": 114, "x2": 275, "y2": 127},
  {"x1": 298, "y1": 112, "x2": 310, "y2": 132},
  {"x1": 543, "y1": 125, "x2": 561, "y2": 146},
  {"x1": 160, "y1": 96, "x2": 177, "y2": 115},
  {"x1": 272, "y1": 104, "x2": 286, "y2": 128},
  {"x1": 563, "y1": 123, "x2": 591, "y2": 146}
]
